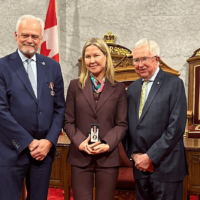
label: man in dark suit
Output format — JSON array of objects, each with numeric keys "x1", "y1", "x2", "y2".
[
  {"x1": 123, "y1": 38, "x2": 188, "y2": 200},
  {"x1": 0, "y1": 15, "x2": 65, "y2": 200}
]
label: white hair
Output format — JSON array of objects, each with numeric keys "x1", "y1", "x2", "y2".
[
  {"x1": 16, "y1": 15, "x2": 44, "y2": 36},
  {"x1": 133, "y1": 38, "x2": 160, "y2": 56}
]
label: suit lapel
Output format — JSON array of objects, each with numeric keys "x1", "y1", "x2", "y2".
[
  {"x1": 82, "y1": 78, "x2": 96, "y2": 114},
  {"x1": 9, "y1": 51, "x2": 37, "y2": 103},
  {"x1": 139, "y1": 69, "x2": 164, "y2": 122},
  {"x1": 36, "y1": 54, "x2": 46, "y2": 101},
  {"x1": 96, "y1": 80, "x2": 115, "y2": 112}
]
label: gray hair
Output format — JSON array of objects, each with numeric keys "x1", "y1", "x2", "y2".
[
  {"x1": 133, "y1": 38, "x2": 160, "y2": 56},
  {"x1": 16, "y1": 15, "x2": 44, "y2": 36}
]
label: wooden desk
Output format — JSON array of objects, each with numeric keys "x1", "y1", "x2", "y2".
[
  {"x1": 20, "y1": 135, "x2": 71, "y2": 200},
  {"x1": 183, "y1": 138, "x2": 200, "y2": 200},
  {"x1": 49, "y1": 135, "x2": 71, "y2": 200}
]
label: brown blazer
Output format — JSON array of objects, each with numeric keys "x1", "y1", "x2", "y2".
[{"x1": 64, "y1": 78, "x2": 128, "y2": 167}]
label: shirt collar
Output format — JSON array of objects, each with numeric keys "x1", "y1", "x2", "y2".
[
  {"x1": 142, "y1": 67, "x2": 160, "y2": 82},
  {"x1": 149, "y1": 67, "x2": 160, "y2": 82},
  {"x1": 17, "y1": 49, "x2": 36, "y2": 63}
]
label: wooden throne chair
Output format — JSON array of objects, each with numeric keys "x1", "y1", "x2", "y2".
[{"x1": 186, "y1": 49, "x2": 200, "y2": 138}]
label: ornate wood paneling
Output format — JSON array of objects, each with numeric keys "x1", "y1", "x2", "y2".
[
  {"x1": 49, "y1": 136, "x2": 71, "y2": 200},
  {"x1": 183, "y1": 138, "x2": 200, "y2": 199}
]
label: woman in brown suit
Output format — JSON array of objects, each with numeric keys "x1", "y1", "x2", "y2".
[{"x1": 63, "y1": 38, "x2": 128, "y2": 200}]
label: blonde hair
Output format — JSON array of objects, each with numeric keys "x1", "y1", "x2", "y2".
[
  {"x1": 79, "y1": 38, "x2": 115, "y2": 89},
  {"x1": 133, "y1": 38, "x2": 160, "y2": 56}
]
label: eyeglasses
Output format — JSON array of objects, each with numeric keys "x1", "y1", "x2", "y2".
[{"x1": 133, "y1": 56, "x2": 157, "y2": 64}]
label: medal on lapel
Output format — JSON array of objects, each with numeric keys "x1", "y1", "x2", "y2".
[{"x1": 49, "y1": 82, "x2": 55, "y2": 96}]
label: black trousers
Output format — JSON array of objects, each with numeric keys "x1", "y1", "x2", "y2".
[
  {"x1": 71, "y1": 158, "x2": 119, "y2": 200},
  {"x1": 0, "y1": 161, "x2": 52, "y2": 200},
  {"x1": 135, "y1": 177, "x2": 183, "y2": 200}
]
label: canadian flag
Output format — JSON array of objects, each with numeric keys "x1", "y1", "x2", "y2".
[{"x1": 40, "y1": 0, "x2": 59, "y2": 62}]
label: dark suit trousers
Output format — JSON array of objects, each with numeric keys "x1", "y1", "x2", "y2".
[
  {"x1": 71, "y1": 157, "x2": 119, "y2": 200},
  {"x1": 135, "y1": 177, "x2": 183, "y2": 200},
  {"x1": 0, "y1": 161, "x2": 52, "y2": 200}
]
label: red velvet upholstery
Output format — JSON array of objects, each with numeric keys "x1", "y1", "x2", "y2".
[
  {"x1": 188, "y1": 132, "x2": 200, "y2": 138},
  {"x1": 116, "y1": 143, "x2": 135, "y2": 190},
  {"x1": 188, "y1": 125, "x2": 200, "y2": 138}
]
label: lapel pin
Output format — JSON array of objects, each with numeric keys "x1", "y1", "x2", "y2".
[
  {"x1": 50, "y1": 90, "x2": 55, "y2": 96},
  {"x1": 49, "y1": 82, "x2": 55, "y2": 96},
  {"x1": 157, "y1": 82, "x2": 160, "y2": 84},
  {"x1": 42, "y1": 62, "x2": 45, "y2": 65}
]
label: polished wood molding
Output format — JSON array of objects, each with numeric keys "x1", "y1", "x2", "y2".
[{"x1": 184, "y1": 138, "x2": 200, "y2": 151}]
